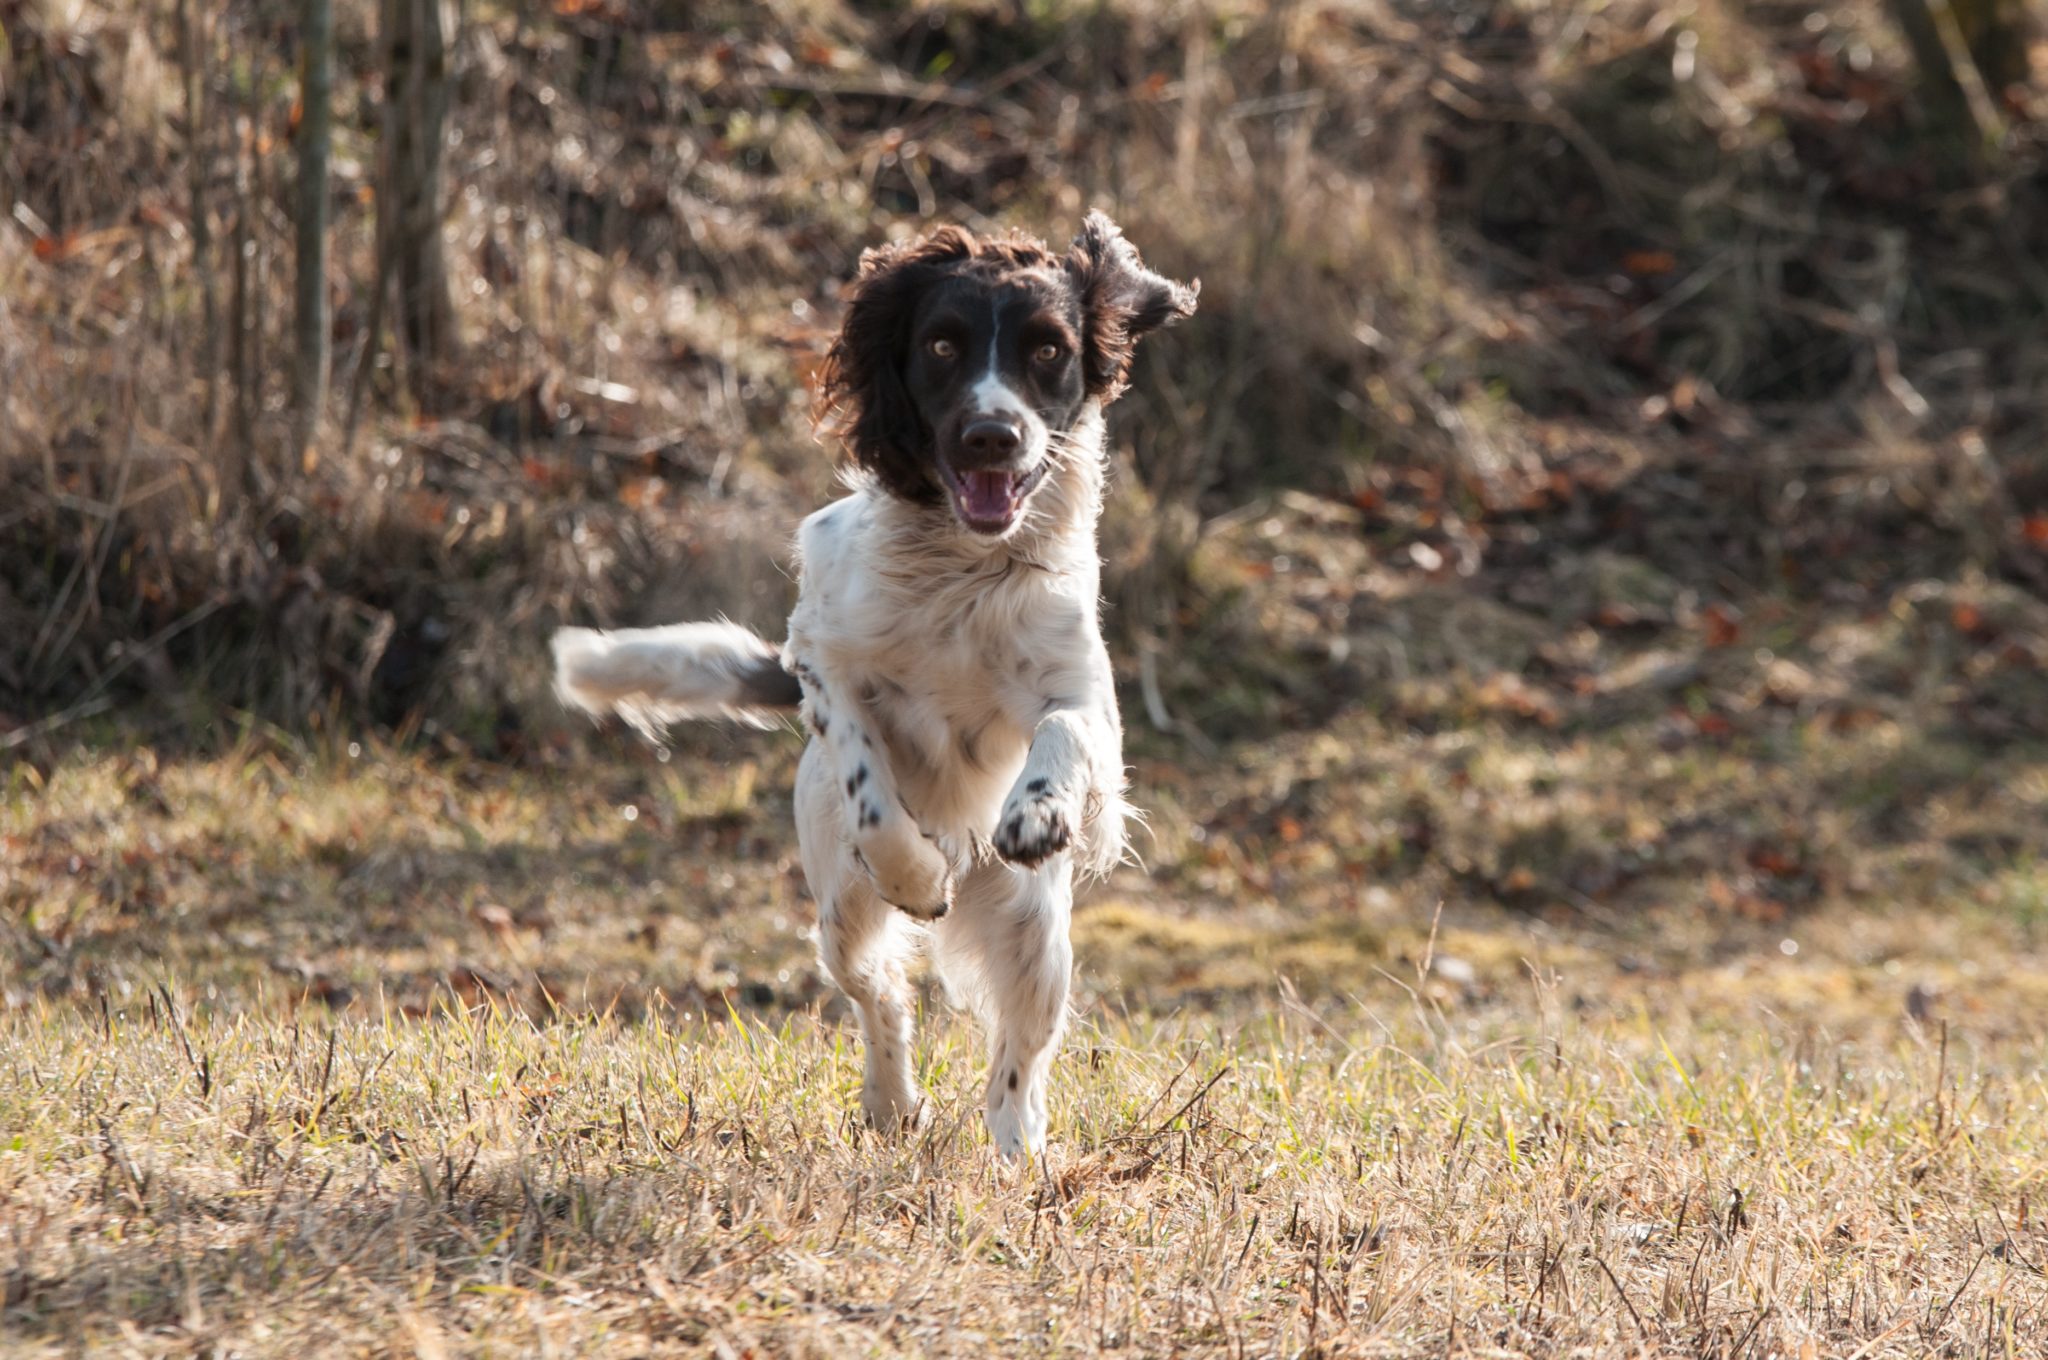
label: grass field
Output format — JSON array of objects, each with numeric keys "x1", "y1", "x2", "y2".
[
  {"x1": 8, "y1": 0, "x2": 2048, "y2": 1351},
  {"x1": 6, "y1": 722, "x2": 2048, "y2": 1357}
]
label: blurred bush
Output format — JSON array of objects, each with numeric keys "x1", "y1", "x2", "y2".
[{"x1": 1, "y1": 0, "x2": 2045, "y2": 749}]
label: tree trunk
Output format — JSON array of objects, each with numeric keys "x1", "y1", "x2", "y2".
[
  {"x1": 176, "y1": 0, "x2": 221, "y2": 452},
  {"x1": 379, "y1": 0, "x2": 458, "y2": 406},
  {"x1": 230, "y1": 104, "x2": 257, "y2": 488},
  {"x1": 293, "y1": 0, "x2": 334, "y2": 471},
  {"x1": 1885, "y1": 0, "x2": 2030, "y2": 151},
  {"x1": 1953, "y1": 0, "x2": 2033, "y2": 97}
]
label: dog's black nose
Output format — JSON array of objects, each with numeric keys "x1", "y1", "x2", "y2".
[{"x1": 960, "y1": 418, "x2": 1022, "y2": 464}]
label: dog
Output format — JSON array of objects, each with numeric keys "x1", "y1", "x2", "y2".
[{"x1": 551, "y1": 212, "x2": 1196, "y2": 1158}]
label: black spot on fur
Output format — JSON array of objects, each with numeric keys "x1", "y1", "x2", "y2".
[
  {"x1": 1008, "y1": 1070, "x2": 1018, "y2": 1091},
  {"x1": 733, "y1": 654, "x2": 803, "y2": 710},
  {"x1": 1027, "y1": 777, "x2": 1048, "y2": 795}
]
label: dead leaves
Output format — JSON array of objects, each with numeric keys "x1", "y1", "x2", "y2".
[
  {"x1": 1473, "y1": 672, "x2": 1562, "y2": 728},
  {"x1": 1621, "y1": 249, "x2": 1677, "y2": 277},
  {"x1": 1698, "y1": 602, "x2": 1742, "y2": 649}
]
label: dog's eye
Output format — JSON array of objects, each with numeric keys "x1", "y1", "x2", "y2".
[
  {"x1": 928, "y1": 338, "x2": 957, "y2": 359},
  {"x1": 1033, "y1": 343, "x2": 1064, "y2": 364}
]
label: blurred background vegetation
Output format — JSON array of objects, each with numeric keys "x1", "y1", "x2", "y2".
[
  {"x1": 4, "y1": 0, "x2": 2048, "y2": 1002},
  {"x1": 3, "y1": 0, "x2": 2043, "y2": 733}
]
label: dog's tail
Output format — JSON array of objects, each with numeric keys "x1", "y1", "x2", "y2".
[{"x1": 550, "y1": 620, "x2": 801, "y2": 739}]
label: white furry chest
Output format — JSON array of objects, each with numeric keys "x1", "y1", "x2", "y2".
[
  {"x1": 788, "y1": 471, "x2": 1108, "y2": 844},
  {"x1": 842, "y1": 581, "x2": 1055, "y2": 834}
]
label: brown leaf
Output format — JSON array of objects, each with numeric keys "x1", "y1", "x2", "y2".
[
  {"x1": 1475, "y1": 673, "x2": 1561, "y2": 727},
  {"x1": 1748, "y1": 846, "x2": 1801, "y2": 878},
  {"x1": 136, "y1": 201, "x2": 180, "y2": 232},
  {"x1": 1700, "y1": 602, "x2": 1741, "y2": 647},
  {"x1": 618, "y1": 476, "x2": 667, "y2": 510}
]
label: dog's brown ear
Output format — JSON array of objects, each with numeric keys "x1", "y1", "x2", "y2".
[
  {"x1": 816, "y1": 228, "x2": 974, "y2": 502},
  {"x1": 1065, "y1": 211, "x2": 1198, "y2": 403}
]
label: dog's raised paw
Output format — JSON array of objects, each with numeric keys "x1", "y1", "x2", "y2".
[
  {"x1": 881, "y1": 870, "x2": 953, "y2": 922},
  {"x1": 993, "y1": 782, "x2": 1073, "y2": 867},
  {"x1": 863, "y1": 835, "x2": 955, "y2": 920}
]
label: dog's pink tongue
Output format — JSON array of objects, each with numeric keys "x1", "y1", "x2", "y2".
[{"x1": 962, "y1": 470, "x2": 1014, "y2": 522}]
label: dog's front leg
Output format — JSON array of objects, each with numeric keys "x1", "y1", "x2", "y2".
[
  {"x1": 788, "y1": 654, "x2": 954, "y2": 919},
  {"x1": 993, "y1": 698, "x2": 1117, "y2": 871}
]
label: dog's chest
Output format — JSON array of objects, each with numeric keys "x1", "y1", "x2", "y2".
[
  {"x1": 876, "y1": 575, "x2": 1040, "y2": 751},
  {"x1": 857, "y1": 566, "x2": 1083, "y2": 824}
]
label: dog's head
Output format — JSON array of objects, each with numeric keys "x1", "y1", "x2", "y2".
[{"x1": 818, "y1": 212, "x2": 1197, "y2": 540}]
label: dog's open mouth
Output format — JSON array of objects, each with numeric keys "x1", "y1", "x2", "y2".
[{"x1": 940, "y1": 463, "x2": 1042, "y2": 536}]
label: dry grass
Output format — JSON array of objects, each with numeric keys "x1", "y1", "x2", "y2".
[
  {"x1": 5, "y1": 908, "x2": 2046, "y2": 1356},
  {"x1": 7, "y1": 727, "x2": 2048, "y2": 1355}
]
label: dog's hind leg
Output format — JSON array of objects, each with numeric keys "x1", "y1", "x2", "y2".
[
  {"x1": 796, "y1": 741, "x2": 925, "y2": 1131},
  {"x1": 933, "y1": 860, "x2": 1073, "y2": 1160}
]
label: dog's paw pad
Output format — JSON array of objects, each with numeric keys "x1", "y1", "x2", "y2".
[{"x1": 994, "y1": 788, "x2": 1072, "y2": 867}]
